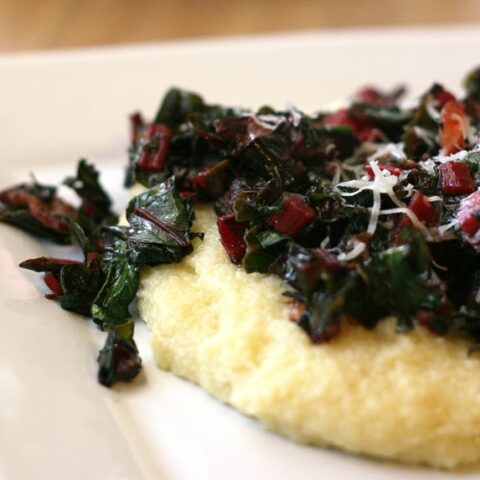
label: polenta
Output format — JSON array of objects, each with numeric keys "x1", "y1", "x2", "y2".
[{"x1": 138, "y1": 205, "x2": 480, "y2": 469}]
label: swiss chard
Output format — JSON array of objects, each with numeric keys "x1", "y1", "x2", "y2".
[
  {"x1": 97, "y1": 321, "x2": 142, "y2": 387},
  {"x1": 91, "y1": 241, "x2": 140, "y2": 326},
  {"x1": 0, "y1": 181, "x2": 76, "y2": 243},
  {"x1": 126, "y1": 177, "x2": 198, "y2": 265},
  {"x1": 286, "y1": 234, "x2": 443, "y2": 341},
  {"x1": 10, "y1": 163, "x2": 197, "y2": 387},
  {"x1": 8, "y1": 69, "x2": 480, "y2": 389}
]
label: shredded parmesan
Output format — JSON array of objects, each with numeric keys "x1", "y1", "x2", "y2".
[
  {"x1": 368, "y1": 186, "x2": 382, "y2": 234},
  {"x1": 425, "y1": 101, "x2": 441, "y2": 122},
  {"x1": 252, "y1": 114, "x2": 285, "y2": 136},
  {"x1": 413, "y1": 126, "x2": 436, "y2": 148},
  {"x1": 419, "y1": 159, "x2": 437, "y2": 175},
  {"x1": 320, "y1": 236, "x2": 330, "y2": 248},
  {"x1": 378, "y1": 219, "x2": 394, "y2": 230},
  {"x1": 335, "y1": 144, "x2": 463, "y2": 241},
  {"x1": 337, "y1": 241, "x2": 366, "y2": 262},
  {"x1": 403, "y1": 183, "x2": 415, "y2": 197},
  {"x1": 331, "y1": 162, "x2": 342, "y2": 186},
  {"x1": 433, "y1": 149, "x2": 468, "y2": 164},
  {"x1": 285, "y1": 104, "x2": 302, "y2": 127},
  {"x1": 438, "y1": 219, "x2": 458, "y2": 235},
  {"x1": 368, "y1": 142, "x2": 407, "y2": 163},
  {"x1": 431, "y1": 257, "x2": 448, "y2": 271},
  {"x1": 377, "y1": 207, "x2": 433, "y2": 240},
  {"x1": 368, "y1": 160, "x2": 404, "y2": 209},
  {"x1": 337, "y1": 159, "x2": 436, "y2": 239}
]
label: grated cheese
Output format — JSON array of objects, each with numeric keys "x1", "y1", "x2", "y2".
[
  {"x1": 413, "y1": 126, "x2": 436, "y2": 148},
  {"x1": 403, "y1": 183, "x2": 415, "y2": 196},
  {"x1": 418, "y1": 159, "x2": 437, "y2": 175},
  {"x1": 431, "y1": 257, "x2": 449, "y2": 271},
  {"x1": 367, "y1": 186, "x2": 382, "y2": 234},
  {"x1": 368, "y1": 160, "x2": 404, "y2": 209},
  {"x1": 438, "y1": 219, "x2": 458, "y2": 235},
  {"x1": 285, "y1": 104, "x2": 303, "y2": 127},
  {"x1": 366, "y1": 143, "x2": 407, "y2": 166},
  {"x1": 377, "y1": 207, "x2": 433, "y2": 240},
  {"x1": 331, "y1": 162, "x2": 342, "y2": 186},
  {"x1": 337, "y1": 159, "x2": 438, "y2": 239},
  {"x1": 320, "y1": 235, "x2": 330, "y2": 248},
  {"x1": 432, "y1": 149, "x2": 469, "y2": 164},
  {"x1": 337, "y1": 241, "x2": 367, "y2": 262},
  {"x1": 425, "y1": 101, "x2": 441, "y2": 123}
]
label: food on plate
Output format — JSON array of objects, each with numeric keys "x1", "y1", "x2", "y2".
[
  {"x1": 140, "y1": 204, "x2": 480, "y2": 470},
  {"x1": 0, "y1": 160, "x2": 199, "y2": 386},
  {"x1": 3, "y1": 67, "x2": 480, "y2": 468}
]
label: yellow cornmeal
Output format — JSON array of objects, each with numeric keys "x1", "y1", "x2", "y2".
[{"x1": 137, "y1": 204, "x2": 480, "y2": 469}]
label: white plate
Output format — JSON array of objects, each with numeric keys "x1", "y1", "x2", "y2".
[{"x1": 1, "y1": 27, "x2": 480, "y2": 480}]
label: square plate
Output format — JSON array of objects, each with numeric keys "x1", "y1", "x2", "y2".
[{"x1": 1, "y1": 26, "x2": 480, "y2": 479}]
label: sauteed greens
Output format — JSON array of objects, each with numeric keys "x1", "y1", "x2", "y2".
[{"x1": 3, "y1": 67, "x2": 480, "y2": 385}]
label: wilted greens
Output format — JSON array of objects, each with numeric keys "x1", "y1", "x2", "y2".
[
  {"x1": 6, "y1": 162, "x2": 197, "y2": 386},
  {"x1": 4, "y1": 68, "x2": 480, "y2": 388},
  {"x1": 123, "y1": 72, "x2": 480, "y2": 353}
]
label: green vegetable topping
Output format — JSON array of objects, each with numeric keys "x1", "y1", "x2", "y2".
[
  {"x1": 4, "y1": 66, "x2": 480, "y2": 387},
  {"x1": 6, "y1": 166, "x2": 197, "y2": 387}
]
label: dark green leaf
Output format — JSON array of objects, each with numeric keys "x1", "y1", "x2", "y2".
[
  {"x1": 97, "y1": 321, "x2": 142, "y2": 387},
  {"x1": 59, "y1": 263, "x2": 103, "y2": 316},
  {"x1": 126, "y1": 178, "x2": 195, "y2": 265},
  {"x1": 91, "y1": 241, "x2": 140, "y2": 326},
  {"x1": 0, "y1": 207, "x2": 71, "y2": 244},
  {"x1": 464, "y1": 66, "x2": 480, "y2": 100},
  {"x1": 64, "y1": 159, "x2": 117, "y2": 228},
  {"x1": 154, "y1": 88, "x2": 206, "y2": 128}
]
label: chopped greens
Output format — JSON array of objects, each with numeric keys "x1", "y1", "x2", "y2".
[
  {"x1": 3, "y1": 164, "x2": 197, "y2": 387},
  {"x1": 3, "y1": 67, "x2": 480, "y2": 387},
  {"x1": 0, "y1": 178, "x2": 76, "y2": 243},
  {"x1": 122, "y1": 67, "x2": 480, "y2": 353},
  {"x1": 97, "y1": 321, "x2": 142, "y2": 387}
]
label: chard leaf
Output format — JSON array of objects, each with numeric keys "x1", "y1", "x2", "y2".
[
  {"x1": 91, "y1": 241, "x2": 140, "y2": 326},
  {"x1": 97, "y1": 321, "x2": 142, "y2": 387},
  {"x1": 64, "y1": 159, "x2": 118, "y2": 230},
  {"x1": 154, "y1": 88, "x2": 206, "y2": 128},
  {"x1": 0, "y1": 183, "x2": 76, "y2": 243},
  {"x1": 465, "y1": 151, "x2": 480, "y2": 175},
  {"x1": 288, "y1": 235, "x2": 443, "y2": 341},
  {"x1": 234, "y1": 122, "x2": 297, "y2": 179},
  {"x1": 365, "y1": 237, "x2": 441, "y2": 324},
  {"x1": 310, "y1": 125, "x2": 360, "y2": 158},
  {"x1": 126, "y1": 178, "x2": 195, "y2": 264},
  {"x1": 243, "y1": 250, "x2": 278, "y2": 274},
  {"x1": 59, "y1": 263, "x2": 103, "y2": 316},
  {"x1": 19, "y1": 256, "x2": 81, "y2": 274},
  {"x1": 242, "y1": 225, "x2": 287, "y2": 273},
  {"x1": 0, "y1": 207, "x2": 72, "y2": 244},
  {"x1": 464, "y1": 66, "x2": 480, "y2": 101},
  {"x1": 402, "y1": 84, "x2": 447, "y2": 159},
  {"x1": 351, "y1": 103, "x2": 413, "y2": 126},
  {"x1": 69, "y1": 220, "x2": 92, "y2": 252},
  {"x1": 64, "y1": 159, "x2": 112, "y2": 212},
  {"x1": 256, "y1": 229, "x2": 288, "y2": 249}
]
